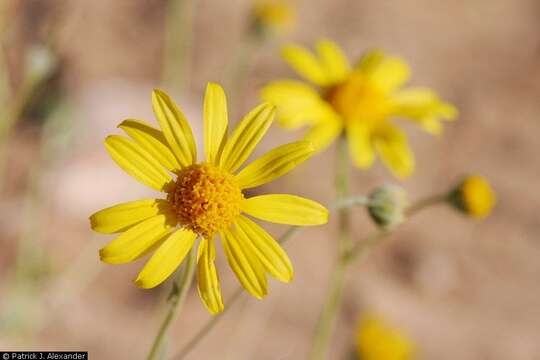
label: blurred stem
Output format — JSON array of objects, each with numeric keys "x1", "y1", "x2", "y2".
[
  {"x1": 174, "y1": 287, "x2": 243, "y2": 360},
  {"x1": 405, "y1": 192, "x2": 448, "y2": 216},
  {"x1": 0, "y1": 78, "x2": 37, "y2": 190},
  {"x1": 1, "y1": 101, "x2": 73, "y2": 335},
  {"x1": 225, "y1": 33, "x2": 261, "y2": 119},
  {"x1": 171, "y1": 189, "x2": 448, "y2": 359},
  {"x1": 309, "y1": 190, "x2": 449, "y2": 360},
  {"x1": 308, "y1": 134, "x2": 351, "y2": 360},
  {"x1": 147, "y1": 248, "x2": 197, "y2": 360},
  {"x1": 331, "y1": 195, "x2": 369, "y2": 210},
  {"x1": 161, "y1": 0, "x2": 194, "y2": 94},
  {"x1": 172, "y1": 227, "x2": 300, "y2": 360}
]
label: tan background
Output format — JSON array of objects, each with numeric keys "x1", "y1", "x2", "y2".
[{"x1": 1, "y1": 0, "x2": 539, "y2": 359}]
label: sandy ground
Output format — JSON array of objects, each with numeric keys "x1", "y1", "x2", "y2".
[{"x1": 1, "y1": 0, "x2": 540, "y2": 359}]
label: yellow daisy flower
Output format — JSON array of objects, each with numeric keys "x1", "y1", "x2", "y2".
[
  {"x1": 90, "y1": 83, "x2": 328, "y2": 314},
  {"x1": 261, "y1": 40, "x2": 458, "y2": 178},
  {"x1": 450, "y1": 175, "x2": 495, "y2": 219},
  {"x1": 355, "y1": 314, "x2": 415, "y2": 360}
]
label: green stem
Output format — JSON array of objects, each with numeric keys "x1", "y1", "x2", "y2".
[
  {"x1": 172, "y1": 226, "x2": 299, "y2": 360},
  {"x1": 309, "y1": 191, "x2": 449, "y2": 360},
  {"x1": 147, "y1": 248, "x2": 197, "y2": 360},
  {"x1": 308, "y1": 135, "x2": 350, "y2": 360},
  {"x1": 330, "y1": 196, "x2": 369, "y2": 211},
  {"x1": 225, "y1": 33, "x2": 261, "y2": 118},
  {"x1": 405, "y1": 192, "x2": 448, "y2": 217},
  {"x1": 170, "y1": 191, "x2": 447, "y2": 359},
  {"x1": 174, "y1": 287, "x2": 243, "y2": 360},
  {"x1": 161, "y1": 0, "x2": 194, "y2": 94}
]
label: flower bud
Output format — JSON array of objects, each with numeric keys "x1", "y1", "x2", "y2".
[
  {"x1": 249, "y1": 1, "x2": 295, "y2": 38},
  {"x1": 355, "y1": 314, "x2": 416, "y2": 360},
  {"x1": 448, "y1": 175, "x2": 495, "y2": 219},
  {"x1": 367, "y1": 185, "x2": 408, "y2": 229}
]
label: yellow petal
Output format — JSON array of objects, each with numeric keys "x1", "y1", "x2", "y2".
[
  {"x1": 104, "y1": 135, "x2": 172, "y2": 191},
  {"x1": 99, "y1": 214, "x2": 175, "y2": 264},
  {"x1": 152, "y1": 89, "x2": 197, "y2": 167},
  {"x1": 197, "y1": 238, "x2": 224, "y2": 314},
  {"x1": 282, "y1": 44, "x2": 330, "y2": 86},
  {"x1": 304, "y1": 117, "x2": 343, "y2": 153},
  {"x1": 219, "y1": 103, "x2": 274, "y2": 173},
  {"x1": 374, "y1": 126, "x2": 415, "y2": 178},
  {"x1": 347, "y1": 121, "x2": 375, "y2": 169},
  {"x1": 221, "y1": 228, "x2": 267, "y2": 299},
  {"x1": 90, "y1": 199, "x2": 170, "y2": 234},
  {"x1": 234, "y1": 216, "x2": 293, "y2": 282},
  {"x1": 242, "y1": 194, "x2": 328, "y2": 226},
  {"x1": 370, "y1": 56, "x2": 411, "y2": 93},
  {"x1": 260, "y1": 80, "x2": 329, "y2": 129},
  {"x1": 204, "y1": 83, "x2": 228, "y2": 165},
  {"x1": 236, "y1": 141, "x2": 314, "y2": 189},
  {"x1": 316, "y1": 39, "x2": 350, "y2": 84},
  {"x1": 390, "y1": 87, "x2": 458, "y2": 134},
  {"x1": 119, "y1": 119, "x2": 182, "y2": 172},
  {"x1": 135, "y1": 229, "x2": 197, "y2": 289}
]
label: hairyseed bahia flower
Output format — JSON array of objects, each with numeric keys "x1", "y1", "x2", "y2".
[
  {"x1": 90, "y1": 83, "x2": 328, "y2": 314},
  {"x1": 261, "y1": 39, "x2": 457, "y2": 178}
]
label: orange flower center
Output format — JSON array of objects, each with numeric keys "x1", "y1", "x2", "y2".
[
  {"x1": 326, "y1": 72, "x2": 389, "y2": 124},
  {"x1": 167, "y1": 163, "x2": 244, "y2": 238}
]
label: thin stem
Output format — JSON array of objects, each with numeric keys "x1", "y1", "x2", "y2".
[
  {"x1": 172, "y1": 226, "x2": 299, "y2": 360},
  {"x1": 330, "y1": 196, "x2": 369, "y2": 211},
  {"x1": 170, "y1": 192, "x2": 447, "y2": 359},
  {"x1": 309, "y1": 191, "x2": 450, "y2": 360},
  {"x1": 225, "y1": 33, "x2": 261, "y2": 119},
  {"x1": 345, "y1": 193, "x2": 449, "y2": 263},
  {"x1": 308, "y1": 135, "x2": 351, "y2": 360},
  {"x1": 161, "y1": 0, "x2": 194, "y2": 94},
  {"x1": 174, "y1": 287, "x2": 243, "y2": 360},
  {"x1": 405, "y1": 192, "x2": 448, "y2": 217},
  {"x1": 147, "y1": 249, "x2": 197, "y2": 360}
]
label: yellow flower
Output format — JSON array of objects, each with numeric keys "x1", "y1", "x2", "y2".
[
  {"x1": 89, "y1": 83, "x2": 328, "y2": 314},
  {"x1": 356, "y1": 314, "x2": 415, "y2": 360},
  {"x1": 450, "y1": 175, "x2": 495, "y2": 219},
  {"x1": 251, "y1": 0, "x2": 295, "y2": 36},
  {"x1": 261, "y1": 40, "x2": 458, "y2": 178}
]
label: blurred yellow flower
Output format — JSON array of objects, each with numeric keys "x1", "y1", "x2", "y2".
[
  {"x1": 261, "y1": 40, "x2": 457, "y2": 178},
  {"x1": 451, "y1": 175, "x2": 495, "y2": 219},
  {"x1": 251, "y1": 0, "x2": 295, "y2": 36},
  {"x1": 89, "y1": 83, "x2": 328, "y2": 314},
  {"x1": 356, "y1": 314, "x2": 415, "y2": 360}
]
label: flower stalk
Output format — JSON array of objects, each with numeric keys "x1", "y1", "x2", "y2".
[
  {"x1": 169, "y1": 189, "x2": 447, "y2": 359},
  {"x1": 308, "y1": 134, "x2": 351, "y2": 360},
  {"x1": 309, "y1": 189, "x2": 449, "y2": 359},
  {"x1": 147, "y1": 248, "x2": 197, "y2": 360},
  {"x1": 172, "y1": 226, "x2": 299, "y2": 360}
]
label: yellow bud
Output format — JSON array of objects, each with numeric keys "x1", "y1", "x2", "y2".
[
  {"x1": 449, "y1": 175, "x2": 495, "y2": 219},
  {"x1": 250, "y1": 1, "x2": 295, "y2": 38},
  {"x1": 355, "y1": 314, "x2": 415, "y2": 360}
]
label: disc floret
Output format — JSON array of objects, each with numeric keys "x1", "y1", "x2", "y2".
[{"x1": 167, "y1": 163, "x2": 244, "y2": 238}]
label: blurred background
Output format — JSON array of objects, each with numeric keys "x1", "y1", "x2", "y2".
[{"x1": 1, "y1": 0, "x2": 539, "y2": 359}]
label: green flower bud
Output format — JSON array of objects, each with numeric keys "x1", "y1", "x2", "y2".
[{"x1": 367, "y1": 185, "x2": 408, "y2": 229}]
